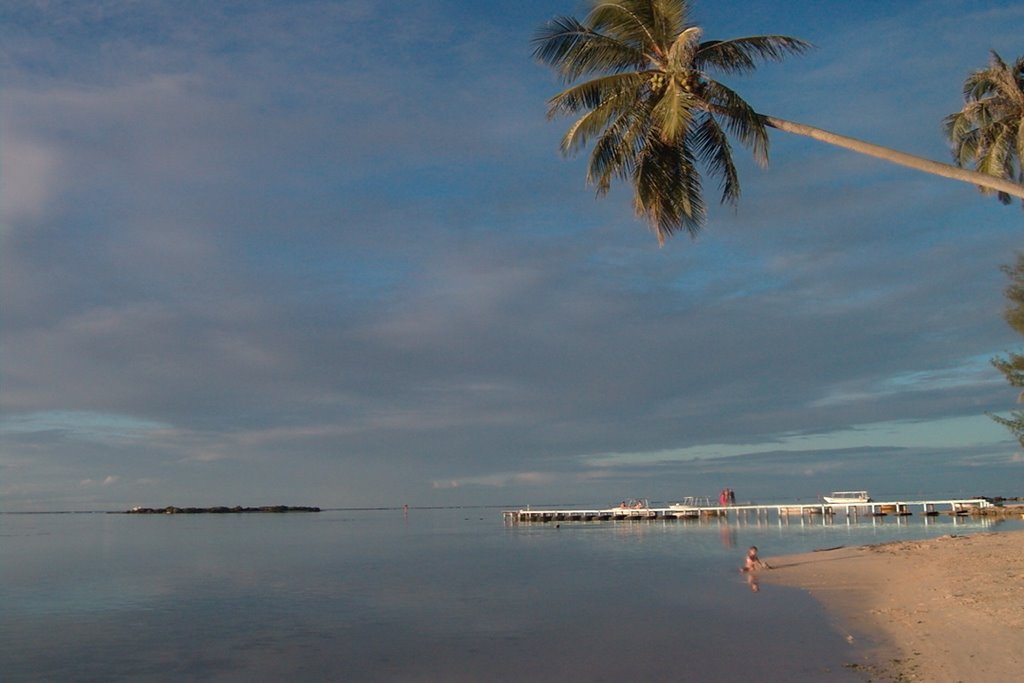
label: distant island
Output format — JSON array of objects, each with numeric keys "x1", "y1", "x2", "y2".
[{"x1": 122, "y1": 505, "x2": 321, "y2": 514}]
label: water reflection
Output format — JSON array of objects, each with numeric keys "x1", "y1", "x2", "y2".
[
  {"x1": 3, "y1": 510, "x2": 1018, "y2": 683},
  {"x1": 719, "y1": 522, "x2": 737, "y2": 548}
]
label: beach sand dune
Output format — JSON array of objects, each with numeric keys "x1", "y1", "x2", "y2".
[{"x1": 763, "y1": 528, "x2": 1024, "y2": 681}]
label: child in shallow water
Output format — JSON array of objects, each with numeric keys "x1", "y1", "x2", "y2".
[{"x1": 742, "y1": 545, "x2": 770, "y2": 572}]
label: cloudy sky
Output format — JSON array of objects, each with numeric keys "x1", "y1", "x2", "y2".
[{"x1": 2, "y1": 0, "x2": 1023, "y2": 511}]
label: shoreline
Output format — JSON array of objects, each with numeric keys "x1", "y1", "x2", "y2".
[{"x1": 762, "y1": 525, "x2": 1024, "y2": 681}]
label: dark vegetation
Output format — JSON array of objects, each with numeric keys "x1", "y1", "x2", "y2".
[{"x1": 122, "y1": 505, "x2": 320, "y2": 514}]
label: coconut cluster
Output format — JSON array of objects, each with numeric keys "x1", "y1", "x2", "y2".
[{"x1": 648, "y1": 72, "x2": 668, "y2": 94}]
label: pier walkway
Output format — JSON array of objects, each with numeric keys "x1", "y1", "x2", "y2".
[{"x1": 502, "y1": 498, "x2": 992, "y2": 524}]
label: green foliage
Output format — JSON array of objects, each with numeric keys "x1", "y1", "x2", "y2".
[
  {"x1": 944, "y1": 52, "x2": 1024, "y2": 206},
  {"x1": 990, "y1": 411, "x2": 1024, "y2": 448},
  {"x1": 1000, "y1": 254, "x2": 1024, "y2": 335},
  {"x1": 991, "y1": 253, "x2": 1024, "y2": 446},
  {"x1": 533, "y1": 0, "x2": 810, "y2": 244}
]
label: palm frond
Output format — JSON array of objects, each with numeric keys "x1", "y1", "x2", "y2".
[
  {"x1": 588, "y1": 105, "x2": 651, "y2": 193},
  {"x1": 701, "y1": 80, "x2": 769, "y2": 166},
  {"x1": 560, "y1": 83, "x2": 644, "y2": 155},
  {"x1": 546, "y1": 72, "x2": 646, "y2": 118},
  {"x1": 532, "y1": 16, "x2": 646, "y2": 80},
  {"x1": 1017, "y1": 117, "x2": 1024, "y2": 178},
  {"x1": 943, "y1": 110, "x2": 967, "y2": 143},
  {"x1": 650, "y1": 80, "x2": 698, "y2": 144},
  {"x1": 963, "y1": 70, "x2": 998, "y2": 102},
  {"x1": 696, "y1": 35, "x2": 812, "y2": 74},
  {"x1": 691, "y1": 113, "x2": 740, "y2": 204},
  {"x1": 632, "y1": 138, "x2": 705, "y2": 242},
  {"x1": 666, "y1": 26, "x2": 702, "y2": 73},
  {"x1": 989, "y1": 410, "x2": 1024, "y2": 448},
  {"x1": 978, "y1": 124, "x2": 1015, "y2": 203},
  {"x1": 946, "y1": 116, "x2": 981, "y2": 167},
  {"x1": 962, "y1": 52, "x2": 1024, "y2": 107},
  {"x1": 586, "y1": 0, "x2": 666, "y2": 55},
  {"x1": 650, "y1": 0, "x2": 687, "y2": 48}
]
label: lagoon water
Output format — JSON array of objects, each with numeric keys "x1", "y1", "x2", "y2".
[{"x1": 3, "y1": 507, "x2": 1021, "y2": 682}]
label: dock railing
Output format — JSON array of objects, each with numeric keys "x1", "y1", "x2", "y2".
[{"x1": 503, "y1": 498, "x2": 992, "y2": 524}]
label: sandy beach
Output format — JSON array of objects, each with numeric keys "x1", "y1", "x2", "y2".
[{"x1": 762, "y1": 526, "x2": 1024, "y2": 681}]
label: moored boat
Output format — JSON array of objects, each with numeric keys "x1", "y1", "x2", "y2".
[
  {"x1": 610, "y1": 498, "x2": 654, "y2": 517},
  {"x1": 667, "y1": 496, "x2": 705, "y2": 518},
  {"x1": 822, "y1": 490, "x2": 872, "y2": 504}
]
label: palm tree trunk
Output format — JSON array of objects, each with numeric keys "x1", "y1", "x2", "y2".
[{"x1": 761, "y1": 115, "x2": 1024, "y2": 201}]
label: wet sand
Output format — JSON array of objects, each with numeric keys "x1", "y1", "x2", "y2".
[{"x1": 762, "y1": 527, "x2": 1024, "y2": 681}]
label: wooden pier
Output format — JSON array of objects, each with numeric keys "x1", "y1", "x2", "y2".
[{"x1": 502, "y1": 498, "x2": 993, "y2": 524}]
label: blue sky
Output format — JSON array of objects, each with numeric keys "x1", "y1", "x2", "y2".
[{"x1": 2, "y1": 0, "x2": 1023, "y2": 511}]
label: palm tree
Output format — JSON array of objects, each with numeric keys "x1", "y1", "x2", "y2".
[
  {"x1": 945, "y1": 51, "x2": 1024, "y2": 206},
  {"x1": 533, "y1": 0, "x2": 1024, "y2": 244}
]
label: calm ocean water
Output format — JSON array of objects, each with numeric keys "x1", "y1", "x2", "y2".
[{"x1": 2, "y1": 507, "x2": 1020, "y2": 682}]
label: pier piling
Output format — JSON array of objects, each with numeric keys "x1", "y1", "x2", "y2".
[{"x1": 502, "y1": 498, "x2": 993, "y2": 524}]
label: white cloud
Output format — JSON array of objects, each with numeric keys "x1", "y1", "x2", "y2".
[
  {"x1": 1, "y1": 411, "x2": 167, "y2": 442},
  {"x1": 431, "y1": 472, "x2": 559, "y2": 489},
  {"x1": 812, "y1": 355, "x2": 1004, "y2": 408},
  {"x1": 0, "y1": 135, "x2": 58, "y2": 233},
  {"x1": 2, "y1": 0, "x2": 1021, "y2": 509},
  {"x1": 79, "y1": 475, "x2": 119, "y2": 487},
  {"x1": 581, "y1": 415, "x2": 1011, "y2": 468}
]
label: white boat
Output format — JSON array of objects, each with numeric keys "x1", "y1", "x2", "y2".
[
  {"x1": 822, "y1": 490, "x2": 872, "y2": 504},
  {"x1": 667, "y1": 498, "x2": 698, "y2": 517},
  {"x1": 667, "y1": 496, "x2": 714, "y2": 518},
  {"x1": 612, "y1": 497, "x2": 649, "y2": 510},
  {"x1": 669, "y1": 496, "x2": 711, "y2": 510},
  {"x1": 610, "y1": 498, "x2": 654, "y2": 517}
]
